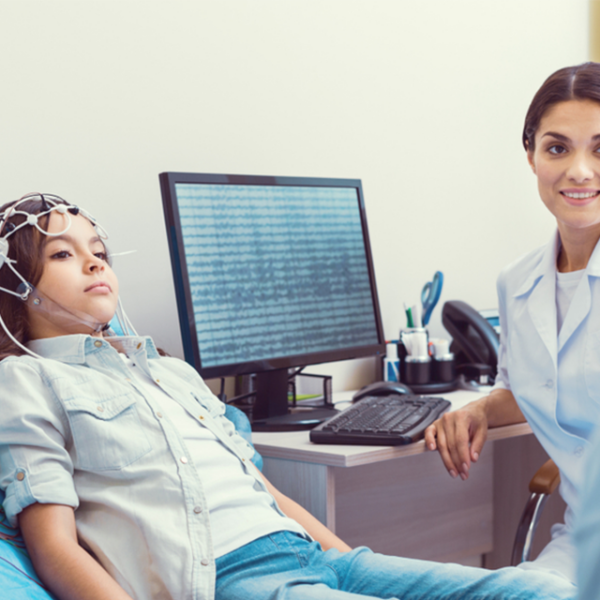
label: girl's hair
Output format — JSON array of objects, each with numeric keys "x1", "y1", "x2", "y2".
[
  {"x1": 0, "y1": 197, "x2": 54, "y2": 359},
  {"x1": 523, "y1": 62, "x2": 600, "y2": 151}
]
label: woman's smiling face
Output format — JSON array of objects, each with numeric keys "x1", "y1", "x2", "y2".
[{"x1": 528, "y1": 99, "x2": 600, "y2": 237}]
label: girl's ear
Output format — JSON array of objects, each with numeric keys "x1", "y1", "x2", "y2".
[{"x1": 525, "y1": 140, "x2": 537, "y2": 174}]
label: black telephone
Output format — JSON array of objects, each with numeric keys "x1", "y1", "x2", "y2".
[{"x1": 441, "y1": 300, "x2": 500, "y2": 384}]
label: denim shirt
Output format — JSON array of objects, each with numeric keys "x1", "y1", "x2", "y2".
[{"x1": 0, "y1": 335, "x2": 284, "y2": 600}]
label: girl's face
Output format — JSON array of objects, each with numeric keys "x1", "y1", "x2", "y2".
[
  {"x1": 27, "y1": 211, "x2": 119, "y2": 340},
  {"x1": 528, "y1": 99, "x2": 600, "y2": 238}
]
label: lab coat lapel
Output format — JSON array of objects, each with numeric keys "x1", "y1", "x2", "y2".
[
  {"x1": 557, "y1": 276, "x2": 591, "y2": 353},
  {"x1": 519, "y1": 234, "x2": 558, "y2": 369},
  {"x1": 557, "y1": 236, "x2": 600, "y2": 352},
  {"x1": 527, "y1": 276, "x2": 558, "y2": 368}
]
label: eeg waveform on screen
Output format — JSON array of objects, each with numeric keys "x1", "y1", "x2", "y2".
[{"x1": 175, "y1": 183, "x2": 379, "y2": 368}]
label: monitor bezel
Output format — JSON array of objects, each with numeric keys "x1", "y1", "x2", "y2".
[{"x1": 159, "y1": 171, "x2": 386, "y2": 380}]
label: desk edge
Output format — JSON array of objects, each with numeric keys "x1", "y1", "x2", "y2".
[{"x1": 254, "y1": 422, "x2": 533, "y2": 467}]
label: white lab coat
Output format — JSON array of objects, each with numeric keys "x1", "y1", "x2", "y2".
[
  {"x1": 574, "y1": 424, "x2": 600, "y2": 599},
  {"x1": 493, "y1": 230, "x2": 600, "y2": 583}
]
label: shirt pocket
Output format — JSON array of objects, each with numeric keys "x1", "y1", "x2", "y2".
[{"x1": 65, "y1": 395, "x2": 152, "y2": 471}]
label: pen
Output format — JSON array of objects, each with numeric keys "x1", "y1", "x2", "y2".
[
  {"x1": 406, "y1": 307, "x2": 414, "y2": 328},
  {"x1": 413, "y1": 304, "x2": 422, "y2": 328}
]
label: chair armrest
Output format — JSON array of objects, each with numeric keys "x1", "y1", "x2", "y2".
[
  {"x1": 529, "y1": 459, "x2": 560, "y2": 495},
  {"x1": 511, "y1": 459, "x2": 560, "y2": 565}
]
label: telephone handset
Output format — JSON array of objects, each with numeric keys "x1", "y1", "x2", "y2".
[{"x1": 441, "y1": 300, "x2": 499, "y2": 384}]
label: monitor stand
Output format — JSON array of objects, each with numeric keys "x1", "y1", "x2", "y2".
[{"x1": 251, "y1": 368, "x2": 338, "y2": 432}]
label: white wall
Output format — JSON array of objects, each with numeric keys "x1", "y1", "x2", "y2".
[{"x1": 0, "y1": 1, "x2": 589, "y2": 391}]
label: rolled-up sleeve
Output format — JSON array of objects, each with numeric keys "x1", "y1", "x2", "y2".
[
  {"x1": 0, "y1": 359, "x2": 79, "y2": 526},
  {"x1": 492, "y1": 269, "x2": 511, "y2": 392}
]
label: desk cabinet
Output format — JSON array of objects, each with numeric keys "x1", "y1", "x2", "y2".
[
  {"x1": 262, "y1": 448, "x2": 493, "y2": 565},
  {"x1": 253, "y1": 400, "x2": 557, "y2": 569}
]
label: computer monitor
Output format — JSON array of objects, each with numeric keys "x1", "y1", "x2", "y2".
[{"x1": 159, "y1": 172, "x2": 385, "y2": 429}]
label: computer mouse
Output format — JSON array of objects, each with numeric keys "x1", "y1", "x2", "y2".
[{"x1": 352, "y1": 381, "x2": 413, "y2": 402}]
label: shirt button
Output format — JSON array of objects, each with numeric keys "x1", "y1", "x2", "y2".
[
  {"x1": 97, "y1": 405, "x2": 104, "y2": 413},
  {"x1": 180, "y1": 456, "x2": 188, "y2": 464},
  {"x1": 201, "y1": 559, "x2": 210, "y2": 566},
  {"x1": 16, "y1": 472, "x2": 25, "y2": 481},
  {"x1": 198, "y1": 415, "x2": 204, "y2": 420},
  {"x1": 137, "y1": 342, "x2": 142, "y2": 350},
  {"x1": 94, "y1": 340, "x2": 102, "y2": 348},
  {"x1": 156, "y1": 379, "x2": 160, "y2": 384},
  {"x1": 125, "y1": 378, "x2": 132, "y2": 382},
  {"x1": 545, "y1": 379, "x2": 554, "y2": 389},
  {"x1": 193, "y1": 506, "x2": 203, "y2": 514},
  {"x1": 156, "y1": 412, "x2": 163, "y2": 419},
  {"x1": 574, "y1": 446, "x2": 584, "y2": 457}
]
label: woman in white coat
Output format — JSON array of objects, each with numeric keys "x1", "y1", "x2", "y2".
[{"x1": 425, "y1": 62, "x2": 600, "y2": 585}]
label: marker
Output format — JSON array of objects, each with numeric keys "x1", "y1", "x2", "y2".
[{"x1": 405, "y1": 304, "x2": 414, "y2": 328}]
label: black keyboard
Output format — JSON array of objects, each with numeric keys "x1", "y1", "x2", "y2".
[{"x1": 309, "y1": 394, "x2": 451, "y2": 446}]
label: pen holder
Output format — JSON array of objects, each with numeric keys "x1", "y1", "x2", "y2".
[
  {"x1": 404, "y1": 356, "x2": 432, "y2": 385},
  {"x1": 400, "y1": 328, "x2": 428, "y2": 357},
  {"x1": 432, "y1": 354, "x2": 455, "y2": 383},
  {"x1": 400, "y1": 328, "x2": 431, "y2": 385}
]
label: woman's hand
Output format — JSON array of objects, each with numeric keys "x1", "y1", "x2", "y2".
[
  {"x1": 424, "y1": 401, "x2": 489, "y2": 480},
  {"x1": 424, "y1": 388, "x2": 525, "y2": 480}
]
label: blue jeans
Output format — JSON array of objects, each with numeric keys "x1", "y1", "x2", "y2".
[{"x1": 216, "y1": 531, "x2": 576, "y2": 600}]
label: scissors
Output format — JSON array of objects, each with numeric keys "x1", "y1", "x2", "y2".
[{"x1": 421, "y1": 271, "x2": 444, "y2": 326}]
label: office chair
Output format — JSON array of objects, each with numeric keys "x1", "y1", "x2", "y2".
[{"x1": 511, "y1": 459, "x2": 560, "y2": 565}]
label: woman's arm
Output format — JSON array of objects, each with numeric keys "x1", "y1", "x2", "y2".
[
  {"x1": 19, "y1": 503, "x2": 134, "y2": 600},
  {"x1": 255, "y1": 467, "x2": 352, "y2": 552},
  {"x1": 424, "y1": 388, "x2": 525, "y2": 480},
  {"x1": 425, "y1": 267, "x2": 527, "y2": 481}
]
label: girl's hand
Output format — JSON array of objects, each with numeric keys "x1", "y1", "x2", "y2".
[{"x1": 424, "y1": 401, "x2": 489, "y2": 480}]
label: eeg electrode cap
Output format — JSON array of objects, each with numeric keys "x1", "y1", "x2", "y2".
[{"x1": 0, "y1": 238, "x2": 8, "y2": 270}]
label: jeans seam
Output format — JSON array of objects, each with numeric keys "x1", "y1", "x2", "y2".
[
  {"x1": 279, "y1": 532, "x2": 307, "y2": 569},
  {"x1": 325, "y1": 563, "x2": 342, "y2": 589},
  {"x1": 267, "y1": 534, "x2": 282, "y2": 551}
]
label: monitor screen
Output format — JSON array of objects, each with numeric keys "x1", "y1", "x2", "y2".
[{"x1": 160, "y1": 172, "x2": 385, "y2": 427}]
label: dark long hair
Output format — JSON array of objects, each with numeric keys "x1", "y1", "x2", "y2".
[
  {"x1": 523, "y1": 62, "x2": 600, "y2": 151},
  {"x1": 0, "y1": 196, "x2": 68, "y2": 359}
]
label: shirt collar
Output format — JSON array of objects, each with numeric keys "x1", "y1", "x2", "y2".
[
  {"x1": 513, "y1": 229, "x2": 600, "y2": 298},
  {"x1": 27, "y1": 334, "x2": 160, "y2": 363},
  {"x1": 513, "y1": 230, "x2": 559, "y2": 298}
]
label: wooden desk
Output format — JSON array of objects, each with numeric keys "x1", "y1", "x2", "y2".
[{"x1": 253, "y1": 390, "x2": 535, "y2": 567}]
